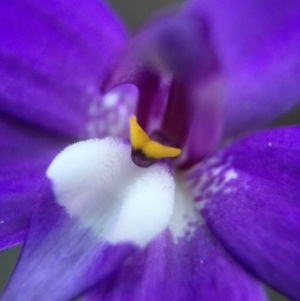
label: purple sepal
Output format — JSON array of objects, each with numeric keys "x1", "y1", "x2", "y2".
[
  {"x1": 185, "y1": 0, "x2": 300, "y2": 138},
  {"x1": 0, "y1": 115, "x2": 72, "y2": 251},
  {"x1": 0, "y1": 0, "x2": 126, "y2": 138},
  {"x1": 187, "y1": 126, "x2": 300, "y2": 300},
  {"x1": 83, "y1": 225, "x2": 266, "y2": 301},
  {"x1": 1, "y1": 178, "x2": 137, "y2": 301},
  {"x1": 133, "y1": 12, "x2": 215, "y2": 78}
]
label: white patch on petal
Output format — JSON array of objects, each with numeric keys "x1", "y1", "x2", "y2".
[
  {"x1": 224, "y1": 169, "x2": 238, "y2": 181},
  {"x1": 102, "y1": 92, "x2": 119, "y2": 108},
  {"x1": 85, "y1": 84, "x2": 138, "y2": 138},
  {"x1": 169, "y1": 174, "x2": 203, "y2": 243},
  {"x1": 47, "y1": 138, "x2": 175, "y2": 248}
]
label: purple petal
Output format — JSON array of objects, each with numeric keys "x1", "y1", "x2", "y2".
[
  {"x1": 83, "y1": 225, "x2": 266, "y2": 301},
  {"x1": 0, "y1": 115, "x2": 72, "y2": 251},
  {"x1": 104, "y1": 11, "x2": 223, "y2": 166},
  {"x1": 185, "y1": 0, "x2": 300, "y2": 138},
  {"x1": 186, "y1": 126, "x2": 300, "y2": 300},
  {"x1": 0, "y1": 0, "x2": 128, "y2": 138},
  {"x1": 2, "y1": 138, "x2": 175, "y2": 300}
]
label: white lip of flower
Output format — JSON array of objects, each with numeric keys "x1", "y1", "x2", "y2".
[
  {"x1": 169, "y1": 173, "x2": 204, "y2": 243},
  {"x1": 47, "y1": 137, "x2": 175, "y2": 248}
]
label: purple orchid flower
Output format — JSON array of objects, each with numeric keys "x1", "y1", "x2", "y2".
[{"x1": 1, "y1": 0, "x2": 300, "y2": 300}]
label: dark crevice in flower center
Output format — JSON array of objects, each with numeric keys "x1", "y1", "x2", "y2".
[{"x1": 131, "y1": 149, "x2": 157, "y2": 168}]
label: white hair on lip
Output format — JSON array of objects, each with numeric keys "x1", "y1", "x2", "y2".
[{"x1": 47, "y1": 137, "x2": 175, "y2": 248}]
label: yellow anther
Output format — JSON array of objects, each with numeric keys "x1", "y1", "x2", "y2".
[{"x1": 130, "y1": 116, "x2": 181, "y2": 159}]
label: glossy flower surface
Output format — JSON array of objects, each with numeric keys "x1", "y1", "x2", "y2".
[{"x1": 0, "y1": 0, "x2": 300, "y2": 300}]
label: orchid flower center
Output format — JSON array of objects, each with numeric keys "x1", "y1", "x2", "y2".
[{"x1": 130, "y1": 116, "x2": 181, "y2": 167}]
